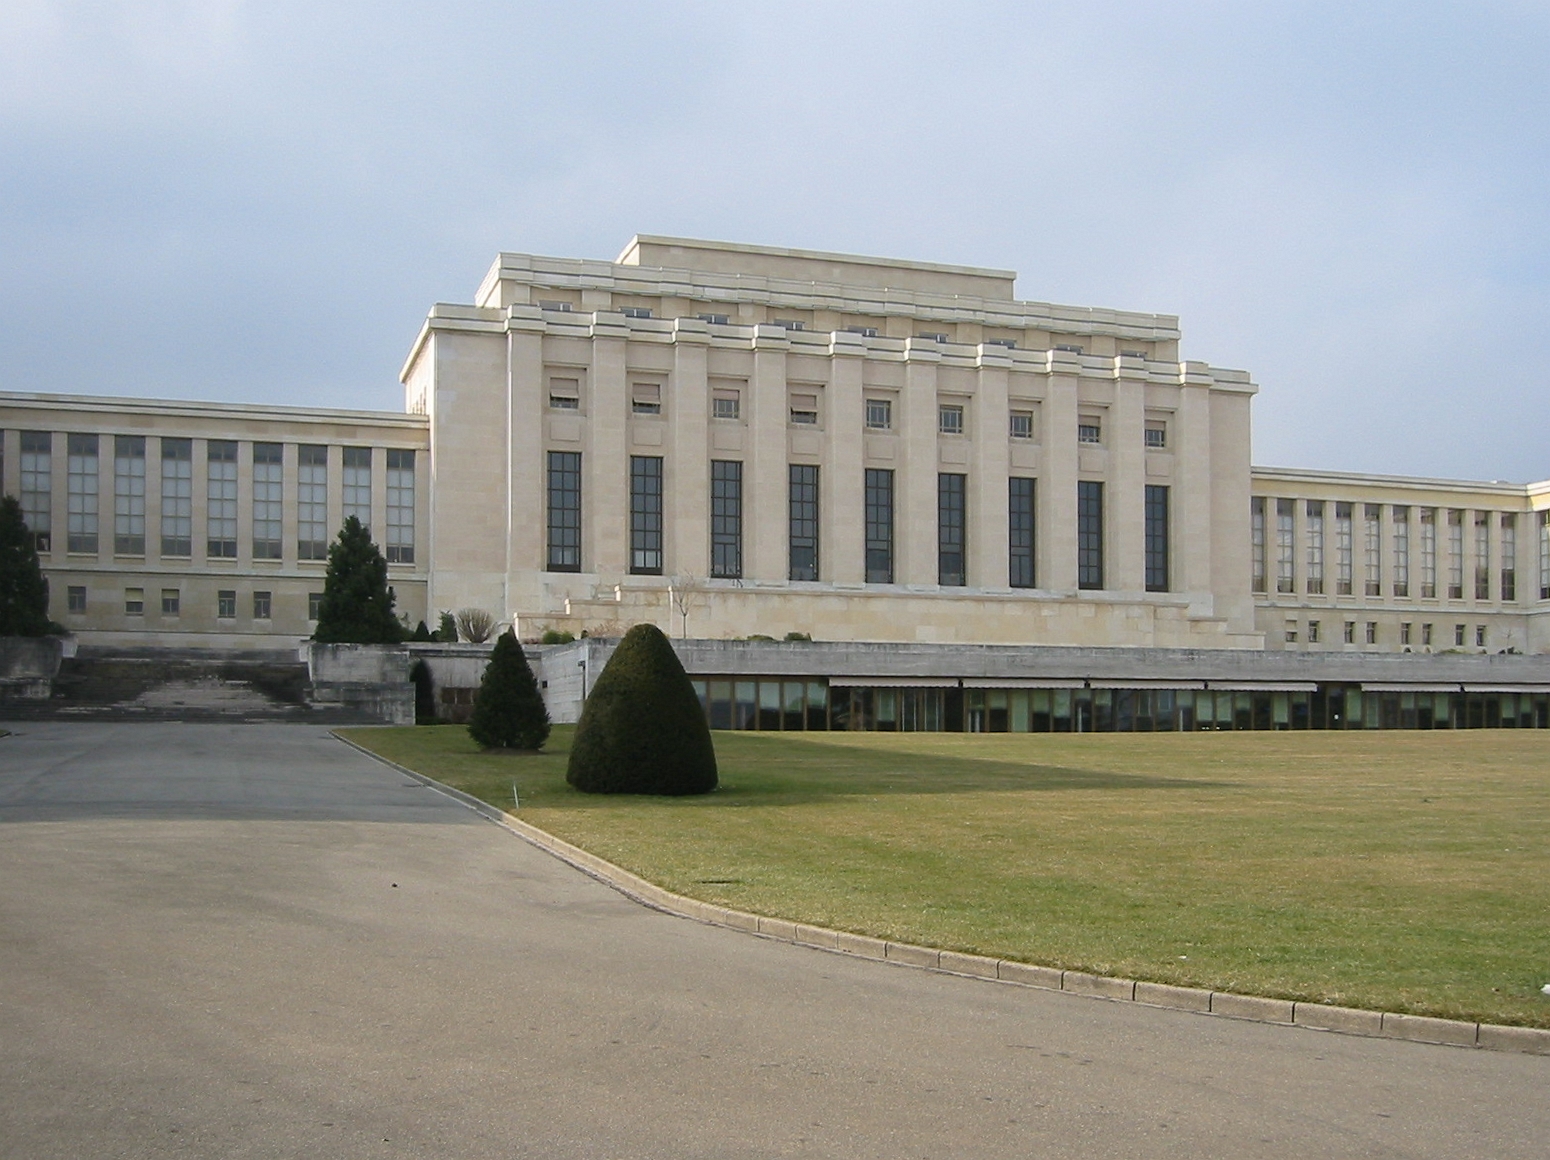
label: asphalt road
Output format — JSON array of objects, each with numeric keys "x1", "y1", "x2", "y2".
[{"x1": 0, "y1": 721, "x2": 1544, "y2": 1159}]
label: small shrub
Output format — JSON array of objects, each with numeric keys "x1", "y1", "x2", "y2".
[
  {"x1": 411, "y1": 620, "x2": 434, "y2": 642},
  {"x1": 455, "y1": 607, "x2": 496, "y2": 644},
  {"x1": 783, "y1": 631, "x2": 812, "y2": 642},
  {"x1": 468, "y1": 630, "x2": 551, "y2": 750},
  {"x1": 540, "y1": 629, "x2": 576, "y2": 645},
  {"x1": 567, "y1": 623, "x2": 717, "y2": 795},
  {"x1": 745, "y1": 633, "x2": 776, "y2": 642},
  {"x1": 409, "y1": 659, "x2": 436, "y2": 723},
  {"x1": 435, "y1": 610, "x2": 458, "y2": 642}
]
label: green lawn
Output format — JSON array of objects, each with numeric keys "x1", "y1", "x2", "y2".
[{"x1": 341, "y1": 724, "x2": 1550, "y2": 1027}]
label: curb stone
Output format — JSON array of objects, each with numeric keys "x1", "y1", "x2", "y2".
[{"x1": 333, "y1": 732, "x2": 1550, "y2": 1059}]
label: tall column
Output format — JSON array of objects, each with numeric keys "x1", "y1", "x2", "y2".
[
  {"x1": 900, "y1": 340, "x2": 940, "y2": 585},
  {"x1": 748, "y1": 334, "x2": 789, "y2": 582},
  {"x1": 1042, "y1": 355, "x2": 1080, "y2": 592},
  {"x1": 669, "y1": 320, "x2": 710, "y2": 578},
  {"x1": 1109, "y1": 363, "x2": 1146, "y2": 592},
  {"x1": 506, "y1": 319, "x2": 545, "y2": 612},
  {"x1": 972, "y1": 353, "x2": 1011, "y2": 589},
  {"x1": 826, "y1": 333, "x2": 866, "y2": 584},
  {"x1": 587, "y1": 318, "x2": 629, "y2": 577}
]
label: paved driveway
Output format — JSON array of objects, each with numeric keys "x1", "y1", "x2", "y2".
[{"x1": 0, "y1": 721, "x2": 1544, "y2": 1158}]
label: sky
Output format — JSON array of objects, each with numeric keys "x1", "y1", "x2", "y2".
[{"x1": 3, "y1": 1, "x2": 1547, "y2": 482}]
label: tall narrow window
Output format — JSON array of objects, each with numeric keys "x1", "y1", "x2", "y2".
[
  {"x1": 629, "y1": 455, "x2": 664, "y2": 575},
  {"x1": 113, "y1": 435, "x2": 145, "y2": 555},
  {"x1": 1540, "y1": 511, "x2": 1550, "y2": 601},
  {"x1": 546, "y1": 451, "x2": 581, "y2": 572},
  {"x1": 386, "y1": 449, "x2": 415, "y2": 564},
  {"x1": 1448, "y1": 509, "x2": 1464, "y2": 598},
  {"x1": 1334, "y1": 502, "x2": 1354, "y2": 595},
  {"x1": 1363, "y1": 504, "x2": 1381, "y2": 596},
  {"x1": 710, "y1": 460, "x2": 742, "y2": 579},
  {"x1": 1251, "y1": 497, "x2": 1267, "y2": 593},
  {"x1": 1419, "y1": 508, "x2": 1437, "y2": 598},
  {"x1": 19, "y1": 431, "x2": 52, "y2": 552},
  {"x1": 160, "y1": 438, "x2": 192, "y2": 557},
  {"x1": 252, "y1": 442, "x2": 283, "y2": 560},
  {"x1": 1474, "y1": 512, "x2": 1490, "y2": 600},
  {"x1": 67, "y1": 433, "x2": 98, "y2": 554},
  {"x1": 1145, "y1": 485, "x2": 1170, "y2": 592},
  {"x1": 788, "y1": 464, "x2": 819, "y2": 581},
  {"x1": 1391, "y1": 505, "x2": 1409, "y2": 597},
  {"x1": 1275, "y1": 498, "x2": 1295, "y2": 593},
  {"x1": 1009, "y1": 477, "x2": 1035, "y2": 589},
  {"x1": 298, "y1": 445, "x2": 328, "y2": 560},
  {"x1": 938, "y1": 473, "x2": 966, "y2": 586},
  {"x1": 864, "y1": 469, "x2": 894, "y2": 583},
  {"x1": 1077, "y1": 480, "x2": 1104, "y2": 590},
  {"x1": 1305, "y1": 500, "x2": 1325, "y2": 594},
  {"x1": 1501, "y1": 513, "x2": 1516, "y2": 602},
  {"x1": 343, "y1": 447, "x2": 372, "y2": 530},
  {"x1": 206, "y1": 440, "x2": 237, "y2": 558}
]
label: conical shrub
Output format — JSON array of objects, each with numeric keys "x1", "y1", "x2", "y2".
[
  {"x1": 567, "y1": 623, "x2": 717, "y2": 795},
  {"x1": 468, "y1": 630, "x2": 551, "y2": 750}
]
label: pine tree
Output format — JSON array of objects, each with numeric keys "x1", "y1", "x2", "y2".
[
  {"x1": 312, "y1": 516, "x2": 404, "y2": 644},
  {"x1": 468, "y1": 629, "x2": 551, "y2": 750},
  {"x1": 0, "y1": 495, "x2": 52, "y2": 637},
  {"x1": 567, "y1": 623, "x2": 717, "y2": 795}
]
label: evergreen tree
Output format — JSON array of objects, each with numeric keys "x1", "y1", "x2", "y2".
[
  {"x1": 411, "y1": 620, "x2": 434, "y2": 642},
  {"x1": 0, "y1": 495, "x2": 52, "y2": 637},
  {"x1": 567, "y1": 623, "x2": 717, "y2": 795},
  {"x1": 436, "y1": 610, "x2": 458, "y2": 642},
  {"x1": 312, "y1": 516, "x2": 404, "y2": 643},
  {"x1": 468, "y1": 629, "x2": 551, "y2": 750}
]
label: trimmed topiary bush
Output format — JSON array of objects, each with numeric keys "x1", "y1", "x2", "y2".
[
  {"x1": 468, "y1": 629, "x2": 551, "y2": 750},
  {"x1": 567, "y1": 623, "x2": 717, "y2": 795}
]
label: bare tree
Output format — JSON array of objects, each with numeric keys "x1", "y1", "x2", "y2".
[{"x1": 667, "y1": 575, "x2": 704, "y2": 639}]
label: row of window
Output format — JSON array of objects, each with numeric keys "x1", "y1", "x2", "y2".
[
  {"x1": 1283, "y1": 618, "x2": 1490, "y2": 648},
  {"x1": 69, "y1": 586, "x2": 324, "y2": 621},
  {"x1": 7, "y1": 433, "x2": 415, "y2": 563},
  {"x1": 1252, "y1": 499, "x2": 1548, "y2": 603},
  {"x1": 550, "y1": 452, "x2": 1172, "y2": 592}
]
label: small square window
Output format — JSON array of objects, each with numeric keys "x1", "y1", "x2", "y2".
[
  {"x1": 1307, "y1": 620, "x2": 1320, "y2": 643},
  {"x1": 789, "y1": 392, "x2": 819, "y2": 426},
  {"x1": 253, "y1": 591, "x2": 271, "y2": 620},
  {"x1": 548, "y1": 378, "x2": 580, "y2": 410},
  {"x1": 712, "y1": 391, "x2": 740, "y2": 420},
  {"x1": 1365, "y1": 621, "x2": 1377, "y2": 644},
  {"x1": 1144, "y1": 423, "x2": 1167, "y2": 449},
  {"x1": 1476, "y1": 624, "x2": 1486, "y2": 647},
  {"x1": 67, "y1": 586, "x2": 87, "y2": 613},
  {"x1": 161, "y1": 589, "x2": 180, "y2": 616},
  {"x1": 1284, "y1": 624, "x2": 1298, "y2": 643},
  {"x1": 308, "y1": 592, "x2": 324, "y2": 621},
  {"x1": 1343, "y1": 621, "x2": 1355, "y2": 644},
  {"x1": 1009, "y1": 411, "x2": 1034, "y2": 440},
  {"x1": 125, "y1": 588, "x2": 144, "y2": 616},
  {"x1": 938, "y1": 404, "x2": 964, "y2": 435},
  {"x1": 865, "y1": 398, "x2": 892, "y2": 430},
  {"x1": 631, "y1": 383, "x2": 662, "y2": 415},
  {"x1": 217, "y1": 590, "x2": 235, "y2": 619},
  {"x1": 1078, "y1": 421, "x2": 1102, "y2": 445}
]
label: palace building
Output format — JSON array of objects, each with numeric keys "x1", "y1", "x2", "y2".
[{"x1": 5, "y1": 235, "x2": 1549, "y2": 729}]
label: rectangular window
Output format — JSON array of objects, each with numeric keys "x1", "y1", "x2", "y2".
[
  {"x1": 112, "y1": 435, "x2": 146, "y2": 555},
  {"x1": 206, "y1": 440, "x2": 237, "y2": 558},
  {"x1": 67, "y1": 585, "x2": 86, "y2": 613},
  {"x1": 1400, "y1": 622, "x2": 1412, "y2": 645},
  {"x1": 1305, "y1": 500, "x2": 1324, "y2": 594},
  {"x1": 1251, "y1": 497, "x2": 1267, "y2": 593},
  {"x1": 938, "y1": 473, "x2": 966, "y2": 586},
  {"x1": 217, "y1": 590, "x2": 236, "y2": 619},
  {"x1": 631, "y1": 382, "x2": 662, "y2": 415},
  {"x1": 1422, "y1": 623, "x2": 1432, "y2": 647},
  {"x1": 546, "y1": 451, "x2": 582, "y2": 572},
  {"x1": 308, "y1": 592, "x2": 323, "y2": 621},
  {"x1": 1009, "y1": 477, "x2": 1036, "y2": 589},
  {"x1": 789, "y1": 392, "x2": 819, "y2": 426},
  {"x1": 342, "y1": 446, "x2": 372, "y2": 530},
  {"x1": 1144, "y1": 421, "x2": 1167, "y2": 449},
  {"x1": 1541, "y1": 511, "x2": 1550, "y2": 601},
  {"x1": 1145, "y1": 485, "x2": 1170, "y2": 593},
  {"x1": 1077, "y1": 419, "x2": 1102, "y2": 445},
  {"x1": 1009, "y1": 410, "x2": 1034, "y2": 439},
  {"x1": 1474, "y1": 512, "x2": 1491, "y2": 601},
  {"x1": 252, "y1": 442, "x2": 283, "y2": 560},
  {"x1": 864, "y1": 468, "x2": 894, "y2": 583},
  {"x1": 710, "y1": 460, "x2": 743, "y2": 579},
  {"x1": 1077, "y1": 481, "x2": 1104, "y2": 590},
  {"x1": 161, "y1": 588, "x2": 180, "y2": 616},
  {"x1": 253, "y1": 590, "x2": 271, "y2": 620},
  {"x1": 1363, "y1": 504, "x2": 1381, "y2": 596},
  {"x1": 938, "y1": 404, "x2": 964, "y2": 436},
  {"x1": 125, "y1": 587, "x2": 144, "y2": 616},
  {"x1": 1285, "y1": 620, "x2": 1298, "y2": 643},
  {"x1": 548, "y1": 378, "x2": 580, "y2": 410},
  {"x1": 20, "y1": 431, "x2": 53, "y2": 552},
  {"x1": 864, "y1": 398, "x2": 891, "y2": 430},
  {"x1": 1343, "y1": 620, "x2": 1355, "y2": 644},
  {"x1": 160, "y1": 438, "x2": 192, "y2": 557},
  {"x1": 1276, "y1": 498, "x2": 1295, "y2": 593},
  {"x1": 386, "y1": 449, "x2": 415, "y2": 564},
  {"x1": 1501, "y1": 513, "x2": 1516, "y2": 602},
  {"x1": 629, "y1": 455, "x2": 664, "y2": 575},
  {"x1": 1307, "y1": 620, "x2": 1320, "y2": 643},
  {"x1": 1448, "y1": 509, "x2": 1465, "y2": 598},
  {"x1": 1420, "y1": 507, "x2": 1437, "y2": 598},
  {"x1": 1391, "y1": 505, "x2": 1409, "y2": 598},
  {"x1": 1476, "y1": 624, "x2": 1487, "y2": 648},
  {"x1": 1452, "y1": 623, "x2": 1465, "y2": 646},
  {"x1": 298, "y1": 444, "x2": 329, "y2": 559},
  {"x1": 788, "y1": 464, "x2": 819, "y2": 581},
  {"x1": 1335, "y1": 502, "x2": 1354, "y2": 595},
  {"x1": 1365, "y1": 621, "x2": 1377, "y2": 645},
  {"x1": 712, "y1": 390, "x2": 740, "y2": 421},
  {"x1": 67, "y1": 433, "x2": 98, "y2": 554}
]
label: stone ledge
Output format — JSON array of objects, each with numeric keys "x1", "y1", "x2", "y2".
[
  {"x1": 1380, "y1": 1012, "x2": 1478, "y2": 1047},
  {"x1": 1212, "y1": 992, "x2": 1295, "y2": 1023},
  {"x1": 885, "y1": 942, "x2": 940, "y2": 969},
  {"x1": 1293, "y1": 1003, "x2": 1383, "y2": 1036},
  {"x1": 1063, "y1": 971, "x2": 1135, "y2": 1001},
  {"x1": 938, "y1": 951, "x2": 999, "y2": 980},
  {"x1": 997, "y1": 961, "x2": 1063, "y2": 990},
  {"x1": 1135, "y1": 981, "x2": 1212, "y2": 1013},
  {"x1": 1477, "y1": 1023, "x2": 1550, "y2": 1055}
]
